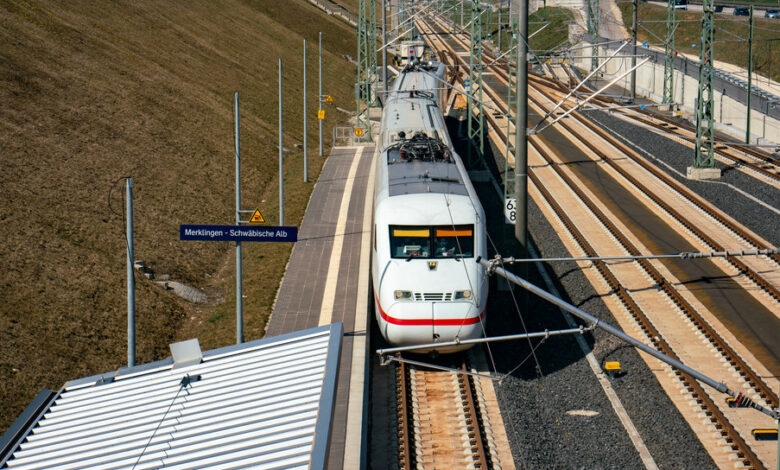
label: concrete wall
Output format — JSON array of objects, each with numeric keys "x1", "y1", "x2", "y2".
[{"x1": 572, "y1": 42, "x2": 780, "y2": 146}]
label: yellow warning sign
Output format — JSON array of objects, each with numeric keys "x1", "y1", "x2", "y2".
[
  {"x1": 248, "y1": 208, "x2": 266, "y2": 224},
  {"x1": 354, "y1": 128, "x2": 364, "y2": 137},
  {"x1": 318, "y1": 109, "x2": 325, "y2": 120},
  {"x1": 325, "y1": 95, "x2": 334, "y2": 103}
]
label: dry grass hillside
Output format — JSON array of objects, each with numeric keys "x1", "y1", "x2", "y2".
[
  {"x1": 619, "y1": 2, "x2": 780, "y2": 83},
  {"x1": 0, "y1": 0, "x2": 357, "y2": 432}
]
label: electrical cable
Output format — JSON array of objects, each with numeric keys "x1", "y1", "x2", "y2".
[{"x1": 131, "y1": 374, "x2": 199, "y2": 469}]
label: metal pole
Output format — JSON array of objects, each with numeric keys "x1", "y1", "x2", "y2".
[
  {"x1": 694, "y1": 0, "x2": 715, "y2": 168},
  {"x1": 514, "y1": 1, "x2": 528, "y2": 255},
  {"x1": 304, "y1": 40, "x2": 308, "y2": 182},
  {"x1": 378, "y1": 327, "x2": 587, "y2": 355},
  {"x1": 476, "y1": 257, "x2": 779, "y2": 420},
  {"x1": 514, "y1": 0, "x2": 529, "y2": 310},
  {"x1": 746, "y1": 5, "x2": 753, "y2": 144},
  {"x1": 279, "y1": 59, "x2": 285, "y2": 226},
  {"x1": 382, "y1": 0, "x2": 388, "y2": 100},
  {"x1": 663, "y1": 0, "x2": 676, "y2": 105},
  {"x1": 126, "y1": 177, "x2": 135, "y2": 367},
  {"x1": 631, "y1": 0, "x2": 638, "y2": 102},
  {"x1": 234, "y1": 92, "x2": 243, "y2": 344},
  {"x1": 319, "y1": 32, "x2": 324, "y2": 157},
  {"x1": 478, "y1": 257, "x2": 720, "y2": 384}
]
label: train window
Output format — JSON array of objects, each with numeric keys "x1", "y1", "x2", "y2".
[
  {"x1": 389, "y1": 225, "x2": 474, "y2": 259},
  {"x1": 390, "y1": 226, "x2": 431, "y2": 258},
  {"x1": 434, "y1": 225, "x2": 473, "y2": 258}
]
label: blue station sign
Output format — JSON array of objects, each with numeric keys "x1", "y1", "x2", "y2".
[{"x1": 180, "y1": 224, "x2": 297, "y2": 242}]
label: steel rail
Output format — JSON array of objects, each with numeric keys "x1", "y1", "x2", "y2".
[
  {"x1": 459, "y1": 358, "x2": 490, "y2": 469},
  {"x1": 534, "y1": 89, "x2": 780, "y2": 297},
  {"x1": 547, "y1": 63, "x2": 780, "y2": 179},
  {"x1": 422, "y1": 20, "x2": 780, "y2": 409},
  {"x1": 396, "y1": 354, "x2": 413, "y2": 470},
  {"x1": 416, "y1": 15, "x2": 778, "y2": 468},
  {"x1": 493, "y1": 53, "x2": 780, "y2": 272},
  {"x1": 394, "y1": 352, "x2": 492, "y2": 468},
  {"x1": 526, "y1": 133, "x2": 779, "y2": 411},
  {"x1": 427, "y1": 18, "x2": 780, "y2": 291},
  {"x1": 538, "y1": 66, "x2": 780, "y2": 182},
  {"x1": 431, "y1": 11, "x2": 780, "y2": 182}
]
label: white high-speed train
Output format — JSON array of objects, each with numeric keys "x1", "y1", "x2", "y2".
[{"x1": 371, "y1": 57, "x2": 488, "y2": 354}]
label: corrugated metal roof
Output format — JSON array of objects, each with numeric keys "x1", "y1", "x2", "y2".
[{"x1": 0, "y1": 323, "x2": 342, "y2": 470}]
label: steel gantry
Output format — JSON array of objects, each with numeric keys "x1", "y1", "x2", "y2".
[
  {"x1": 694, "y1": 0, "x2": 715, "y2": 168},
  {"x1": 399, "y1": 0, "x2": 408, "y2": 34},
  {"x1": 467, "y1": 0, "x2": 484, "y2": 163},
  {"x1": 663, "y1": 0, "x2": 676, "y2": 105},
  {"x1": 587, "y1": 0, "x2": 600, "y2": 71},
  {"x1": 451, "y1": 0, "x2": 457, "y2": 33},
  {"x1": 369, "y1": 0, "x2": 379, "y2": 107},
  {"x1": 357, "y1": 0, "x2": 372, "y2": 138}
]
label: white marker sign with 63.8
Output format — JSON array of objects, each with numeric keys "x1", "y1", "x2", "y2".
[{"x1": 505, "y1": 197, "x2": 516, "y2": 224}]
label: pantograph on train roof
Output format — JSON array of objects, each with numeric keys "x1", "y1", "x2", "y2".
[{"x1": 385, "y1": 131, "x2": 466, "y2": 197}]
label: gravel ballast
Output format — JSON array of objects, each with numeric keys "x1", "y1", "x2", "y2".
[
  {"x1": 582, "y1": 109, "x2": 779, "y2": 246},
  {"x1": 455, "y1": 116, "x2": 719, "y2": 469}
]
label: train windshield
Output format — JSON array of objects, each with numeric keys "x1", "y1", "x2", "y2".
[
  {"x1": 389, "y1": 225, "x2": 474, "y2": 259},
  {"x1": 390, "y1": 227, "x2": 431, "y2": 258},
  {"x1": 433, "y1": 226, "x2": 473, "y2": 258}
]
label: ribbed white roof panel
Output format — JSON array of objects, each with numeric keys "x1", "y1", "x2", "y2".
[{"x1": 1, "y1": 324, "x2": 342, "y2": 470}]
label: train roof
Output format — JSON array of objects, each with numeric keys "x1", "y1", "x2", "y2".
[
  {"x1": 381, "y1": 98, "x2": 442, "y2": 144},
  {"x1": 387, "y1": 161, "x2": 467, "y2": 197},
  {"x1": 391, "y1": 69, "x2": 441, "y2": 94}
]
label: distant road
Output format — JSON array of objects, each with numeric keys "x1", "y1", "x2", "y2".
[{"x1": 646, "y1": 0, "x2": 780, "y2": 14}]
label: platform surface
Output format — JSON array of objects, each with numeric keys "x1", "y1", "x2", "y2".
[{"x1": 265, "y1": 144, "x2": 376, "y2": 469}]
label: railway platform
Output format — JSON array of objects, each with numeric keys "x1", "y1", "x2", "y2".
[{"x1": 265, "y1": 144, "x2": 376, "y2": 469}]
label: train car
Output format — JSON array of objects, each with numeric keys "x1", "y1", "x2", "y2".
[{"x1": 372, "y1": 58, "x2": 488, "y2": 354}]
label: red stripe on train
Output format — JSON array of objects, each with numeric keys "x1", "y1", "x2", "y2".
[{"x1": 375, "y1": 292, "x2": 485, "y2": 326}]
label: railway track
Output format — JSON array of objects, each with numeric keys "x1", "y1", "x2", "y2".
[
  {"x1": 524, "y1": 84, "x2": 780, "y2": 300},
  {"x1": 526, "y1": 136, "x2": 773, "y2": 469},
  {"x1": 422, "y1": 14, "x2": 780, "y2": 309},
  {"x1": 416, "y1": 13, "x2": 780, "y2": 469},
  {"x1": 543, "y1": 64, "x2": 780, "y2": 183},
  {"x1": 395, "y1": 354, "x2": 495, "y2": 469},
  {"x1": 436, "y1": 15, "x2": 780, "y2": 186}
]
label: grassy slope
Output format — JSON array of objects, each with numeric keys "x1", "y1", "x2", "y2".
[
  {"x1": 529, "y1": 7, "x2": 576, "y2": 50},
  {"x1": 491, "y1": 7, "x2": 574, "y2": 52},
  {"x1": 618, "y1": 1, "x2": 780, "y2": 83},
  {"x1": 0, "y1": 0, "x2": 356, "y2": 432}
]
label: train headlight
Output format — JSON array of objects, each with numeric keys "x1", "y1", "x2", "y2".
[
  {"x1": 454, "y1": 290, "x2": 472, "y2": 300},
  {"x1": 394, "y1": 290, "x2": 413, "y2": 300}
]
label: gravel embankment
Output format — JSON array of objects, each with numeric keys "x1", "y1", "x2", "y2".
[
  {"x1": 461, "y1": 117, "x2": 718, "y2": 469},
  {"x1": 471, "y1": 178, "x2": 717, "y2": 469}
]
